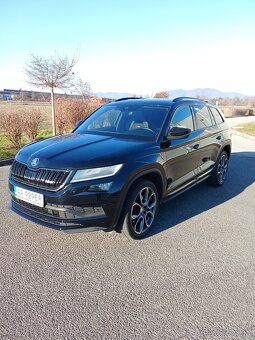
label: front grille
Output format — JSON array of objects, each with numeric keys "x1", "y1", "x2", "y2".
[
  {"x1": 11, "y1": 160, "x2": 71, "y2": 191},
  {"x1": 12, "y1": 200, "x2": 81, "y2": 227},
  {"x1": 12, "y1": 196, "x2": 105, "y2": 220}
]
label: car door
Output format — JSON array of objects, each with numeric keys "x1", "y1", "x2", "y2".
[
  {"x1": 164, "y1": 105, "x2": 203, "y2": 194},
  {"x1": 191, "y1": 105, "x2": 223, "y2": 175}
]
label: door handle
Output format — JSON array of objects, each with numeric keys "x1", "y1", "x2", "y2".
[
  {"x1": 186, "y1": 144, "x2": 199, "y2": 151},
  {"x1": 192, "y1": 144, "x2": 200, "y2": 150},
  {"x1": 216, "y1": 135, "x2": 222, "y2": 140}
]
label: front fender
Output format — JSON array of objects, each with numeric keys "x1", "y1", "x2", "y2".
[{"x1": 112, "y1": 162, "x2": 166, "y2": 229}]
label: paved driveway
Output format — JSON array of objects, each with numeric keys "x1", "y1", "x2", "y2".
[{"x1": 0, "y1": 128, "x2": 255, "y2": 339}]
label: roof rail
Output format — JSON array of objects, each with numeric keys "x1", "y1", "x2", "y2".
[
  {"x1": 173, "y1": 97, "x2": 208, "y2": 103},
  {"x1": 115, "y1": 97, "x2": 143, "y2": 102}
]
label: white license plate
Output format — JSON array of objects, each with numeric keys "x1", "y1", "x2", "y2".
[{"x1": 14, "y1": 186, "x2": 44, "y2": 207}]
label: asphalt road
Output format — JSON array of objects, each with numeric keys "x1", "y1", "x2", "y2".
[{"x1": 0, "y1": 127, "x2": 255, "y2": 339}]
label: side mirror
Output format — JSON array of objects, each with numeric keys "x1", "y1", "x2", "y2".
[
  {"x1": 167, "y1": 126, "x2": 191, "y2": 140},
  {"x1": 75, "y1": 119, "x2": 84, "y2": 128}
]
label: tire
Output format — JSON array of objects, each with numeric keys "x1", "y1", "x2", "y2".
[
  {"x1": 207, "y1": 150, "x2": 229, "y2": 186},
  {"x1": 120, "y1": 179, "x2": 159, "y2": 240}
]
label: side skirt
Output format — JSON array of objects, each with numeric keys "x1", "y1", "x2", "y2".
[{"x1": 163, "y1": 172, "x2": 211, "y2": 203}]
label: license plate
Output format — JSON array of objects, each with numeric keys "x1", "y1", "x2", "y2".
[{"x1": 14, "y1": 185, "x2": 44, "y2": 208}]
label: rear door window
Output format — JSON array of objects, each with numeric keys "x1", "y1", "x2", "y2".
[{"x1": 192, "y1": 105, "x2": 213, "y2": 129}]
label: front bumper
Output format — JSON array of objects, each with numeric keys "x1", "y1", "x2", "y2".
[{"x1": 9, "y1": 176, "x2": 122, "y2": 232}]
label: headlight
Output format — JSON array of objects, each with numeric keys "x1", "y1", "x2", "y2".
[{"x1": 70, "y1": 164, "x2": 123, "y2": 183}]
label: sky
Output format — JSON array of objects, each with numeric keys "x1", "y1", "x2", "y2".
[{"x1": 1, "y1": 0, "x2": 255, "y2": 96}]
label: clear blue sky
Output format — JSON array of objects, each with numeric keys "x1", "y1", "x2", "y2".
[{"x1": 1, "y1": 0, "x2": 255, "y2": 95}]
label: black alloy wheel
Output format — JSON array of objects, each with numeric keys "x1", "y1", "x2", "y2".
[
  {"x1": 121, "y1": 179, "x2": 159, "y2": 240},
  {"x1": 208, "y1": 150, "x2": 229, "y2": 186}
]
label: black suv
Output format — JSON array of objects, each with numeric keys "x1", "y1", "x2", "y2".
[{"x1": 9, "y1": 97, "x2": 231, "y2": 239}]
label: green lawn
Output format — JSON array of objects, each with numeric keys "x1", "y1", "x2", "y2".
[
  {"x1": 233, "y1": 123, "x2": 255, "y2": 137},
  {"x1": 0, "y1": 134, "x2": 19, "y2": 160},
  {"x1": 0, "y1": 130, "x2": 53, "y2": 161}
]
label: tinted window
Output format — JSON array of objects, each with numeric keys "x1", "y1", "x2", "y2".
[
  {"x1": 210, "y1": 107, "x2": 224, "y2": 124},
  {"x1": 87, "y1": 109, "x2": 120, "y2": 130},
  {"x1": 76, "y1": 103, "x2": 169, "y2": 140},
  {"x1": 193, "y1": 105, "x2": 213, "y2": 129},
  {"x1": 170, "y1": 106, "x2": 193, "y2": 131}
]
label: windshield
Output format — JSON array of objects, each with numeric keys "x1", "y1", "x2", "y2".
[{"x1": 75, "y1": 103, "x2": 169, "y2": 140}]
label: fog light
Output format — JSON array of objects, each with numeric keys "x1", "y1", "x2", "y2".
[{"x1": 88, "y1": 182, "x2": 112, "y2": 192}]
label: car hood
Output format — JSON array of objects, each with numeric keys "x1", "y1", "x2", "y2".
[{"x1": 16, "y1": 133, "x2": 158, "y2": 169}]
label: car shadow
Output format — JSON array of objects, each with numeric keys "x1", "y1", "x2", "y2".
[{"x1": 146, "y1": 152, "x2": 255, "y2": 238}]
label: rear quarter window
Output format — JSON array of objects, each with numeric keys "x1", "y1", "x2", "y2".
[{"x1": 210, "y1": 107, "x2": 224, "y2": 124}]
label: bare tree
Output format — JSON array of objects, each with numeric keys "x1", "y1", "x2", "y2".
[
  {"x1": 73, "y1": 77, "x2": 92, "y2": 101},
  {"x1": 24, "y1": 54, "x2": 77, "y2": 135},
  {"x1": 153, "y1": 91, "x2": 169, "y2": 98}
]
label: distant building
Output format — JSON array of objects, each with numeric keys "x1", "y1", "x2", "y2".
[
  {"x1": 0, "y1": 89, "x2": 13, "y2": 101},
  {"x1": 0, "y1": 88, "x2": 92, "y2": 101}
]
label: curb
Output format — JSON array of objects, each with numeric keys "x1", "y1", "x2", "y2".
[
  {"x1": 0, "y1": 158, "x2": 14, "y2": 167},
  {"x1": 231, "y1": 129, "x2": 255, "y2": 141}
]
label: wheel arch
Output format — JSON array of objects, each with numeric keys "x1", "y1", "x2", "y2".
[
  {"x1": 114, "y1": 167, "x2": 166, "y2": 231},
  {"x1": 221, "y1": 144, "x2": 231, "y2": 158}
]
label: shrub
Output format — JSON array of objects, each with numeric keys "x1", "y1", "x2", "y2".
[
  {"x1": 23, "y1": 108, "x2": 42, "y2": 142},
  {"x1": 153, "y1": 91, "x2": 169, "y2": 98},
  {"x1": 0, "y1": 112, "x2": 24, "y2": 148},
  {"x1": 220, "y1": 106, "x2": 249, "y2": 118},
  {"x1": 232, "y1": 107, "x2": 249, "y2": 116},
  {"x1": 56, "y1": 98, "x2": 103, "y2": 134}
]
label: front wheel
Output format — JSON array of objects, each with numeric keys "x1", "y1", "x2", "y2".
[
  {"x1": 121, "y1": 179, "x2": 159, "y2": 240},
  {"x1": 207, "y1": 150, "x2": 229, "y2": 186}
]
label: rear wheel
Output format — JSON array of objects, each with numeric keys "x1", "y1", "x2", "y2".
[
  {"x1": 121, "y1": 179, "x2": 159, "y2": 240},
  {"x1": 207, "y1": 150, "x2": 229, "y2": 186}
]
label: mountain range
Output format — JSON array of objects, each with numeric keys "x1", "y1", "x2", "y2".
[{"x1": 96, "y1": 88, "x2": 250, "y2": 100}]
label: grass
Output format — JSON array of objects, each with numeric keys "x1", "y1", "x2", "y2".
[
  {"x1": 0, "y1": 130, "x2": 53, "y2": 161},
  {"x1": 0, "y1": 134, "x2": 20, "y2": 160},
  {"x1": 36, "y1": 130, "x2": 53, "y2": 139},
  {"x1": 232, "y1": 123, "x2": 255, "y2": 136}
]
